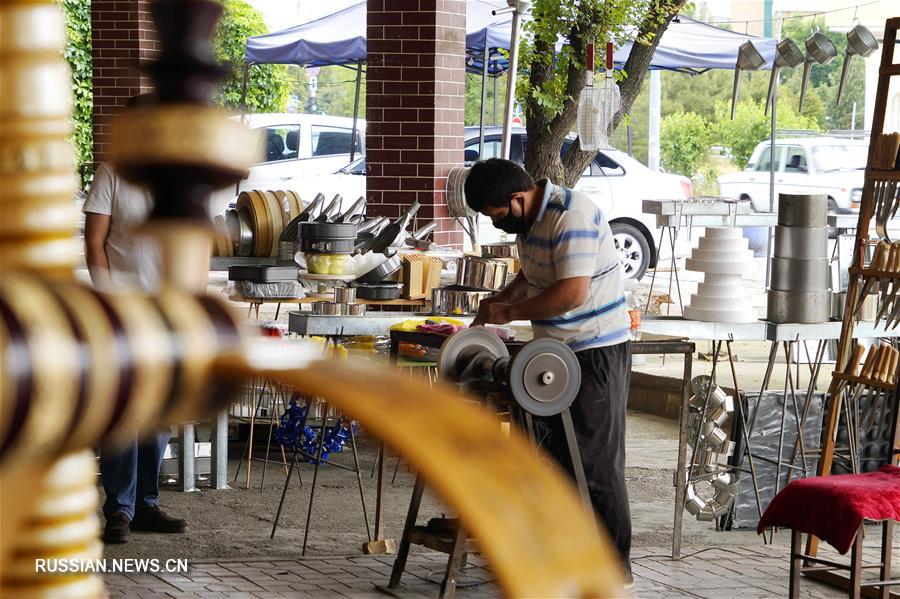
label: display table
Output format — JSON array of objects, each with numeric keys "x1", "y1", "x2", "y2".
[{"x1": 229, "y1": 295, "x2": 427, "y2": 319}]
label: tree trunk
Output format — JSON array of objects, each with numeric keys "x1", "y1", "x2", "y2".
[{"x1": 523, "y1": 1, "x2": 687, "y2": 187}]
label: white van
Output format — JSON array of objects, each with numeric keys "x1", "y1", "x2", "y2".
[{"x1": 211, "y1": 113, "x2": 365, "y2": 215}]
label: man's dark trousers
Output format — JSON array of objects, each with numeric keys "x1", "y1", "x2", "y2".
[{"x1": 537, "y1": 341, "x2": 632, "y2": 570}]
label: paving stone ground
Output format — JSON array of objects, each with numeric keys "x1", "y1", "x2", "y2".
[{"x1": 105, "y1": 537, "x2": 899, "y2": 598}]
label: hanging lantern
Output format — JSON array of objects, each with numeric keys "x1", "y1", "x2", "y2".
[
  {"x1": 731, "y1": 41, "x2": 767, "y2": 120},
  {"x1": 836, "y1": 24, "x2": 878, "y2": 105},
  {"x1": 799, "y1": 32, "x2": 837, "y2": 112},
  {"x1": 577, "y1": 42, "x2": 619, "y2": 151},
  {"x1": 765, "y1": 38, "x2": 804, "y2": 116}
]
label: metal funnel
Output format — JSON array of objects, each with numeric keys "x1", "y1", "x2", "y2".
[
  {"x1": 731, "y1": 41, "x2": 767, "y2": 120},
  {"x1": 765, "y1": 38, "x2": 804, "y2": 115},
  {"x1": 836, "y1": 24, "x2": 879, "y2": 105},
  {"x1": 799, "y1": 32, "x2": 837, "y2": 112}
]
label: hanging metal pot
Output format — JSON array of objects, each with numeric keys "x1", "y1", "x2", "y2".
[
  {"x1": 836, "y1": 24, "x2": 878, "y2": 105},
  {"x1": 731, "y1": 41, "x2": 767, "y2": 120},
  {"x1": 799, "y1": 32, "x2": 837, "y2": 112},
  {"x1": 765, "y1": 38, "x2": 804, "y2": 115}
]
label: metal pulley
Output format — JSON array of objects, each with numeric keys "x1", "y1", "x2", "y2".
[{"x1": 437, "y1": 328, "x2": 581, "y2": 417}]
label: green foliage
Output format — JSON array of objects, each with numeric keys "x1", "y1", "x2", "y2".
[
  {"x1": 59, "y1": 0, "x2": 92, "y2": 179},
  {"x1": 465, "y1": 73, "x2": 506, "y2": 126},
  {"x1": 712, "y1": 99, "x2": 821, "y2": 168},
  {"x1": 315, "y1": 66, "x2": 366, "y2": 117},
  {"x1": 213, "y1": 0, "x2": 289, "y2": 113},
  {"x1": 660, "y1": 112, "x2": 709, "y2": 176},
  {"x1": 517, "y1": 0, "x2": 654, "y2": 125}
]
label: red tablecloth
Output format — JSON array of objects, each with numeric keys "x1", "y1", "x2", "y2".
[{"x1": 757, "y1": 465, "x2": 900, "y2": 554}]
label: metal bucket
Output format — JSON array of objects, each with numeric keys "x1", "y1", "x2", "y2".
[{"x1": 431, "y1": 286, "x2": 494, "y2": 316}]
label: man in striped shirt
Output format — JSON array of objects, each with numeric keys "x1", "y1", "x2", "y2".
[{"x1": 465, "y1": 158, "x2": 632, "y2": 574}]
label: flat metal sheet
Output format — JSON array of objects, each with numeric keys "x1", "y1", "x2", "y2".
[
  {"x1": 642, "y1": 316, "x2": 768, "y2": 341},
  {"x1": 654, "y1": 213, "x2": 778, "y2": 228},
  {"x1": 642, "y1": 198, "x2": 752, "y2": 216}
]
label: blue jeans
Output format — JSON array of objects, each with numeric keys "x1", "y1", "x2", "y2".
[{"x1": 100, "y1": 432, "x2": 170, "y2": 520}]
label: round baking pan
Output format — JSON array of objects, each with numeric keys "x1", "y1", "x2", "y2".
[
  {"x1": 354, "y1": 283, "x2": 402, "y2": 300},
  {"x1": 777, "y1": 193, "x2": 827, "y2": 227},
  {"x1": 357, "y1": 252, "x2": 402, "y2": 284},
  {"x1": 769, "y1": 257, "x2": 829, "y2": 291},
  {"x1": 773, "y1": 225, "x2": 827, "y2": 260},
  {"x1": 767, "y1": 289, "x2": 831, "y2": 323}
]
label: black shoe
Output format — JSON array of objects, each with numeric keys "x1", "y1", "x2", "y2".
[
  {"x1": 103, "y1": 511, "x2": 131, "y2": 544},
  {"x1": 130, "y1": 506, "x2": 187, "y2": 534}
]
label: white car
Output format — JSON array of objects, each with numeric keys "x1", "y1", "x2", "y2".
[
  {"x1": 302, "y1": 127, "x2": 692, "y2": 280},
  {"x1": 210, "y1": 113, "x2": 365, "y2": 215},
  {"x1": 717, "y1": 137, "x2": 867, "y2": 213}
]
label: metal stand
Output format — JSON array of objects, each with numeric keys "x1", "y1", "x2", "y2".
[
  {"x1": 232, "y1": 378, "x2": 291, "y2": 490},
  {"x1": 269, "y1": 398, "x2": 372, "y2": 556}
]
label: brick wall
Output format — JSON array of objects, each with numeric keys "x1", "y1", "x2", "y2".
[
  {"x1": 91, "y1": 0, "x2": 159, "y2": 164},
  {"x1": 366, "y1": 0, "x2": 466, "y2": 247}
]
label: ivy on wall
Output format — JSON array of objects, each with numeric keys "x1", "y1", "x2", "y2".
[{"x1": 59, "y1": 0, "x2": 93, "y2": 182}]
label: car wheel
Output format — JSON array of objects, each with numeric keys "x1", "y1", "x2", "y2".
[
  {"x1": 610, "y1": 222, "x2": 650, "y2": 281},
  {"x1": 827, "y1": 197, "x2": 838, "y2": 213}
]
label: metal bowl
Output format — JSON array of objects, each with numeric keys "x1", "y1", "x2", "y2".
[
  {"x1": 456, "y1": 256, "x2": 509, "y2": 291},
  {"x1": 431, "y1": 286, "x2": 494, "y2": 316},
  {"x1": 357, "y1": 253, "x2": 401, "y2": 284}
]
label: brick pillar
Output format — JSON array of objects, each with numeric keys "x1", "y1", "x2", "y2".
[
  {"x1": 90, "y1": 0, "x2": 159, "y2": 164},
  {"x1": 366, "y1": 0, "x2": 466, "y2": 247}
]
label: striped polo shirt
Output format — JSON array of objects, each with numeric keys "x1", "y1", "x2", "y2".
[{"x1": 516, "y1": 179, "x2": 630, "y2": 352}]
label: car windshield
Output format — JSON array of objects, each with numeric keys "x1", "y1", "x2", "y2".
[
  {"x1": 339, "y1": 157, "x2": 366, "y2": 175},
  {"x1": 811, "y1": 145, "x2": 868, "y2": 172}
]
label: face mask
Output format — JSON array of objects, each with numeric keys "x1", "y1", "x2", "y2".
[{"x1": 493, "y1": 198, "x2": 527, "y2": 234}]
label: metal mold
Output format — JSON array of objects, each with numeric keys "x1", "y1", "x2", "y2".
[
  {"x1": 481, "y1": 243, "x2": 518, "y2": 259},
  {"x1": 766, "y1": 289, "x2": 831, "y2": 323},
  {"x1": 456, "y1": 256, "x2": 509, "y2": 291},
  {"x1": 778, "y1": 193, "x2": 827, "y2": 227},
  {"x1": 431, "y1": 286, "x2": 494, "y2": 316},
  {"x1": 333, "y1": 287, "x2": 357, "y2": 304},
  {"x1": 773, "y1": 226, "x2": 828, "y2": 259},
  {"x1": 770, "y1": 257, "x2": 829, "y2": 291}
]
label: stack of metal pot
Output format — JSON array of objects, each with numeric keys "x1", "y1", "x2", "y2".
[
  {"x1": 767, "y1": 193, "x2": 830, "y2": 323},
  {"x1": 431, "y1": 256, "x2": 508, "y2": 316},
  {"x1": 299, "y1": 221, "x2": 357, "y2": 276}
]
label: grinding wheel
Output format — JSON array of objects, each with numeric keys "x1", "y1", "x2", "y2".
[
  {"x1": 507, "y1": 339, "x2": 580, "y2": 417},
  {"x1": 437, "y1": 328, "x2": 508, "y2": 383}
]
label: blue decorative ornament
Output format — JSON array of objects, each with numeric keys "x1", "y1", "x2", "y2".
[{"x1": 274, "y1": 400, "x2": 308, "y2": 449}]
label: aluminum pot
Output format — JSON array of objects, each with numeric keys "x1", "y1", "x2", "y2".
[
  {"x1": 343, "y1": 303, "x2": 367, "y2": 316},
  {"x1": 773, "y1": 226, "x2": 827, "y2": 260},
  {"x1": 481, "y1": 243, "x2": 518, "y2": 259},
  {"x1": 333, "y1": 287, "x2": 357, "y2": 303},
  {"x1": 312, "y1": 301, "x2": 342, "y2": 315},
  {"x1": 431, "y1": 286, "x2": 494, "y2": 316},
  {"x1": 456, "y1": 256, "x2": 509, "y2": 291},
  {"x1": 770, "y1": 257, "x2": 830, "y2": 291}
]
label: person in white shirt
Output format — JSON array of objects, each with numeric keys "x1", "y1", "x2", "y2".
[
  {"x1": 83, "y1": 95, "x2": 186, "y2": 544},
  {"x1": 465, "y1": 158, "x2": 632, "y2": 576}
]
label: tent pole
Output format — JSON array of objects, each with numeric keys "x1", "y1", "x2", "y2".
[
  {"x1": 648, "y1": 70, "x2": 661, "y2": 171},
  {"x1": 479, "y1": 43, "x2": 489, "y2": 160},
  {"x1": 350, "y1": 60, "x2": 363, "y2": 162},
  {"x1": 765, "y1": 74, "x2": 777, "y2": 288},
  {"x1": 500, "y1": 4, "x2": 524, "y2": 161},
  {"x1": 493, "y1": 73, "x2": 499, "y2": 125},
  {"x1": 239, "y1": 62, "x2": 251, "y2": 123}
]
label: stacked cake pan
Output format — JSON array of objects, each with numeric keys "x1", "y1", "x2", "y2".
[{"x1": 767, "y1": 193, "x2": 830, "y2": 323}]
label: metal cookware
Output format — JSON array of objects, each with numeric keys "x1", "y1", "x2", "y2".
[
  {"x1": 837, "y1": 24, "x2": 878, "y2": 104},
  {"x1": 280, "y1": 193, "x2": 326, "y2": 244},
  {"x1": 481, "y1": 242, "x2": 518, "y2": 259},
  {"x1": 773, "y1": 226, "x2": 827, "y2": 259},
  {"x1": 770, "y1": 257, "x2": 829, "y2": 291},
  {"x1": 333, "y1": 286, "x2": 357, "y2": 303},
  {"x1": 358, "y1": 216, "x2": 386, "y2": 234},
  {"x1": 300, "y1": 221, "x2": 358, "y2": 254},
  {"x1": 777, "y1": 193, "x2": 827, "y2": 227},
  {"x1": 312, "y1": 301, "x2": 342, "y2": 315},
  {"x1": 343, "y1": 303, "x2": 367, "y2": 316},
  {"x1": 355, "y1": 283, "x2": 401, "y2": 300},
  {"x1": 456, "y1": 256, "x2": 509, "y2": 291},
  {"x1": 767, "y1": 289, "x2": 830, "y2": 323},
  {"x1": 235, "y1": 207, "x2": 254, "y2": 256},
  {"x1": 799, "y1": 32, "x2": 837, "y2": 112},
  {"x1": 357, "y1": 252, "x2": 402, "y2": 284},
  {"x1": 431, "y1": 285, "x2": 494, "y2": 316},
  {"x1": 335, "y1": 196, "x2": 366, "y2": 223},
  {"x1": 368, "y1": 201, "x2": 421, "y2": 253}
]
